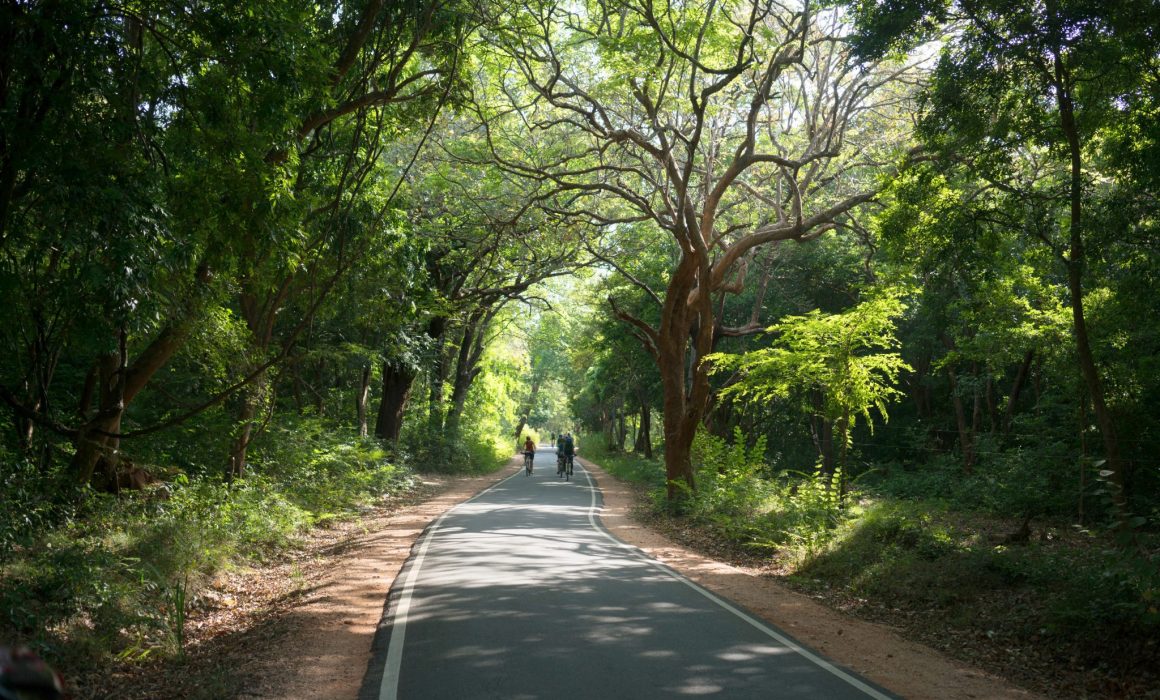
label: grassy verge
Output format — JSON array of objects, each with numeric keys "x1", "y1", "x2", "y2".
[
  {"x1": 582, "y1": 439, "x2": 1160, "y2": 699},
  {"x1": 0, "y1": 417, "x2": 507, "y2": 684},
  {"x1": 582, "y1": 442, "x2": 666, "y2": 489}
]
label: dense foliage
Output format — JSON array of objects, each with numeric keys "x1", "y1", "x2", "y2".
[{"x1": 1, "y1": 0, "x2": 1157, "y2": 696}]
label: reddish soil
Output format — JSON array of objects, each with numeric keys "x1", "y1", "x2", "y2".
[{"x1": 94, "y1": 458, "x2": 1049, "y2": 700}]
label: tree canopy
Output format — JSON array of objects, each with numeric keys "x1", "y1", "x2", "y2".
[{"x1": 1, "y1": 0, "x2": 1158, "y2": 690}]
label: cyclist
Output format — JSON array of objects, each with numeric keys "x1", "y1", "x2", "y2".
[
  {"x1": 522, "y1": 435, "x2": 535, "y2": 475},
  {"x1": 555, "y1": 432, "x2": 567, "y2": 477},
  {"x1": 562, "y1": 432, "x2": 576, "y2": 480}
]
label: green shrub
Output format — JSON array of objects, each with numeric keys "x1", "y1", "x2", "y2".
[
  {"x1": 0, "y1": 419, "x2": 422, "y2": 669},
  {"x1": 399, "y1": 422, "x2": 508, "y2": 474},
  {"x1": 689, "y1": 428, "x2": 771, "y2": 520},
  {"x1": 0, "y1": 451, "x2": 83, "y2": 556}
]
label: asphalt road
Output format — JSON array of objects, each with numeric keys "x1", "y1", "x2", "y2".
[{"x1": 361, "y1": 446, "x2": 897, "y2": 700}]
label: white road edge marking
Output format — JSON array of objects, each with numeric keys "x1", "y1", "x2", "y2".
[
  {"x1": 577, "y1": 462, "x2": 895, "y2": 700},
  {"x1": 378, "y1": 466, "x2": 525, "y2": 700}
]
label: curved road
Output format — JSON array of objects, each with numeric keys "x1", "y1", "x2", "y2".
[{"x1": 360, "y1": 446, "x2": 897, "y2": 699}]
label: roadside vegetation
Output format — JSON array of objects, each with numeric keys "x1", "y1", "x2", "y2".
[
  {"x1": 585, "y1": 440, "x2": 1159, "y2": 698},
  {"x1": 0, "y1": 417, "x2": 508, "y2": 681},
  {"x1": 3, "y1": 1, "x2": 1158, "y2": 698}
]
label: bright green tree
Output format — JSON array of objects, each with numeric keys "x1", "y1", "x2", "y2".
[{"x1": 709, "y1": 294, "x2": 911, "y2": 493}]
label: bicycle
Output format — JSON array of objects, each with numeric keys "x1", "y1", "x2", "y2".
[
  {"x1": 523, "y1": 451, "x2": 534, "y2": 476},
  {"x1": 556, "y1": 451, "x2": 566, "y2": 478},
  {"x1": 565, "y1": 453, "x2": 574, "y2": 481}
]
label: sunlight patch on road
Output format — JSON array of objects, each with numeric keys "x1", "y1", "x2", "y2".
[
  {"x1": 716, "y1": 644, "x2": 794, "y2": 661},
  {"x1": 670, "y1": 678, "x2": 724, "y2": 695}
]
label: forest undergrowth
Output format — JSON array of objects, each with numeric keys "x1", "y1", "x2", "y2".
[
  {"x1": 0, "y1": 418, "x2": 509, "y2": 692},
  {"x1": 584, "y1": 439, "x2": 1160, "y2": 700}
]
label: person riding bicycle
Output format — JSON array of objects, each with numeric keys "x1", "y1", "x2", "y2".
[
  {"x1": 555, "y1": 432, "x2": 567, "y2": 476},
  {"x1": 523, "y1": 435, "x2": 535, "y2": 462},
  {"x1": 562, "y1": 432, "x2": 575, "y2": 476}
]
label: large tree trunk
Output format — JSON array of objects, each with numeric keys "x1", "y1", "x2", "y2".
[
  {"x1": 656, "y1": 338, "x2": 707, "y2": 496},
  {"x1": 375, "y1": 360, "x2": 415, "y2": 442},
  {"x1": 447, "y1": 308, "x2": 492, "y2": 435},
  {"x1": 653, "y1": 257, "x2": 717, "y2": 500},
  {"x1": 71, "y1": 350, "x2": 125, "y2": 485},
  {"x1": 70, "y1": 317, "x2": 196, "y2": 484}
]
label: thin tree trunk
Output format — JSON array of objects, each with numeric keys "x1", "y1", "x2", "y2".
[
  {"x1": 425, "y1": 316, "x2": 449, "y2": 435},
  {"x1": 809, "y1": 389, "x2": 834, "y2": 476},
  {"x1": 1078, "y1": 391, "x2": 1088, "y2": 525},
  {"x1": 357, "y1": 363, "x2": 371, "y2": 438},
  {"x1": 616, "y1": 403, "x2": 628, "y2": 450},
  {"x1": 836, "y1": 408, "x2": 850, "y2": 499},
  {"x1": 909, "y1": 351, "x2": 932, "y2": 419},
  {"x1": 633, "y1": 405, "x2": 645, "y2": 453},
  {"x1": 985, "y1": 374, "x2": 997, "y2": 434},
  {"x1": 1056, "y1": 68, "x2": 1125, "y2": 513},
  {"x1": 1004, "y1": 349, "x2": 1035, "y2": 433},
  {"x1": 971, "y1": 363, "x2": 983, "y2": 439},
  {"x1": 314, "y1": 357, "x2": 326, "y2": 415},
  {"x1": 639, "y1": 403, "x2": 652, "y2": 459},
  {"x1": 947, "y1": 365, "x2": 975, "y2": 474},
  {"x1": 228, "y1": 397, "x2": 257, "y2": 481},
  {"x1": 820, "y1": 416, "x2": 835, "y2": 478},
  {"x1": 229, "y1": 282, "x2": 282, "y2": 481},
  {"x1": 292, "y1": 359, "x2": 305, "y2": 414},
  {"x1": 511, "y1": 376, "x2": 541, "y2": 444}
]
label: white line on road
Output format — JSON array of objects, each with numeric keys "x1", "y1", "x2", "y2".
[{"x1": 576, "y1": 462, "x2": 895, "y2": 700}]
